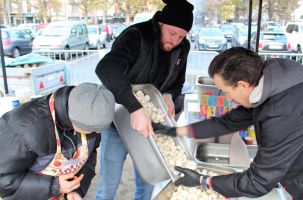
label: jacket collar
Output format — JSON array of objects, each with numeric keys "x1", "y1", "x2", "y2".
[{"x1": 53, "y1": 86, "x2": 75, "y2": 132}]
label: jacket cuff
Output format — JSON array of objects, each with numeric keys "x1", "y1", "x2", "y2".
[
  {"x1": 116, "y1": 88, "x2": 142, "y2": 113},
  {"x1": 51, "y1": 177, "x2": 60, "y2": 197},
  {"x1": 187, "y1": 125, "x2": 196, "y2": 138},
  {"x1": 127, "y1": 101, "x2": 143, "y2": 113}
]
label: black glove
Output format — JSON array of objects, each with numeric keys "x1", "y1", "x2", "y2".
[
  {"x1": 152, "y1": 122, "x2": 177, "y2": 137},
  {"x1": 174, "y1": 166, "x2": 201, "y2": 187}
]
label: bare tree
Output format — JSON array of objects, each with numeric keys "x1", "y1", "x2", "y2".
[
  {"x1": 202, "y1": 0, "x2": 223, "y2": 24},
  {"x1": 29, "y1": 0, "x2": 61, "y2": 23},
  {"x1": 74, "y1": 0, "x2": 114, "y2": 24},
  {"x1": 263, "y1": 0, "x2": 298, "y2": 21}
]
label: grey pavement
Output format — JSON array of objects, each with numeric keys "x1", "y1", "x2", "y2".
[{"x1": 85, "y1": 154, "x2": 135, "y2": 200}]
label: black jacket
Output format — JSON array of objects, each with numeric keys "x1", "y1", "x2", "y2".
[
  {"x1": 95, "y1": 11, "x2": 190, "y2": 113},
  {"x1": 0, "y1": 86, "x2": 100, "y2": 200},
  {"x1": 190, "y1": 59, "x2": 303, "y2": 199}
]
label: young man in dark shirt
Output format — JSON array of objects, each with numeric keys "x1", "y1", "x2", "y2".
[{"x1": 95, "y1": 0, "x2": 194, "y2": 199}]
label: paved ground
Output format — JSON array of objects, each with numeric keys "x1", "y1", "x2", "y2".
[{"x1": 85, "y1": 154, "x2": 135, "y2": 200}]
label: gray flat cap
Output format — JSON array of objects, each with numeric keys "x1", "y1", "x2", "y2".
[{"x1": 68, "y1": 83, "x2": 115, "y2": 133}]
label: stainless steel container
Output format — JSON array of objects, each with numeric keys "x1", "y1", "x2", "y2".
[
  {"x1": 113, "y1": 84, "x2": 192, "y2": 184},
  {"x1": 195, "y1": 75, "x2": 221, "y2": 96},
  {"x1": 195, "y1": 142, "x2": 258, "y2": 169},
  {"x1": 153, "y1": 163, "x2": 238, "y2": 200}
]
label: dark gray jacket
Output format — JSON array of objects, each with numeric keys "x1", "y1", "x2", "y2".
[
  {"x1": 0, "y1": 86, "x2": 100, "y2": 200},
  {"x1": 190, "y1": 59, "x2": 303, "y2": 199},
  {"x1": 95, "y1": 11, "x2": 190, "y2": 113}
]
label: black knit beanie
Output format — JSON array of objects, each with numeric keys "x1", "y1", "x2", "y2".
[{"x1": 158, "y1": 0, "x2": 194, "y2": 32}]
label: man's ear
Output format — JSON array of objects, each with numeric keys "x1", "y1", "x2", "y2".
[{"x1": 237, "y1": 80, "x2": 251, "y2": 89}]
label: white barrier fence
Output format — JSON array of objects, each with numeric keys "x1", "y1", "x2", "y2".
[
  {"x1": 259, "y1": 52, "x2": 303, "y2": 64},
  {"x1": 185, "y1": 51, "x2": 218, "y2": 85},
  {"x1": 46, "y1": 50, "x2": 219, "y2": 86},
  {"x1": 33, "y1": 49, "x2": 303, "y2": 87},
  {"x1": 65, "y1": 52, "x2": 104, "y2": 85},
  {"x1": 33, "y1": 49, "x2": 98, "y2": 62}
]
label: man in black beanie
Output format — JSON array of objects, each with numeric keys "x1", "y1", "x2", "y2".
[{"x1": 95, "y1": 0, "x2": 194, "y2": 199}]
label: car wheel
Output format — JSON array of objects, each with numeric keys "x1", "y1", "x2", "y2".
[
  {"x1": 64, "y1": 46, "x2": 70, "y2": 60},
  {"x1": 13, "y1": 48, "x2": 20, "y2": 58},
  {"x1": 84, "y1": 43, "x2": 89, "y2": 50},
  {"x1": 297, "y1": 46, "x2": 302, "y2": 63},
  {"x1": 194, "y1": 43, "x2": 198, "y2": 50},
  {"x1": 83, "y1": 43, "x2": 89, "y2": 55},
  {"x1": 96, "y1": 41, "x2": 101, "y2": 50}
]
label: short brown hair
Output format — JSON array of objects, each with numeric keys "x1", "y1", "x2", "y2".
[{"x1": 208, "y1": 47, "x2": 263, "y2": 87}]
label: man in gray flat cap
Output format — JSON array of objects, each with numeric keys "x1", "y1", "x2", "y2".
[{"x1": 0, "y1": 83, "x2": 115, "y2": 200}]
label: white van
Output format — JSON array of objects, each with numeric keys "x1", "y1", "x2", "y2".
[
  {"x1": 32, "y1": 21, "x2": 89, "y2": 52},
  {"x1": 133, "y1": 12, "x2": 154, "y2": 24},
  {"x1": 285, "y1": 22, "x2": 303, "y2": 53}
]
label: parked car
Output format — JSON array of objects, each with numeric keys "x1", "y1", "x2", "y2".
[
  {"x1": 194, "y1": 27, "x2": 227, "y2": 52},
  {"x1": 32, "y1": 21, "x2": 89, "y2": 58},
  {"x1": 189, "y1": 25, "x2": 201, "y2": 42},
  {"x1": 18, "y1": 23, "x2": 39, "y2": 37},
  {"x1": 87, "y1": 25, "x2": 107, "y2": 49},
  {"x1": 1, "y1": 27, "x2": 33, "y2": 57},
  {"x1": 35, "y1": 28, "x2": 45, "y2": 37},
  {"x1": 112, "y1": 23, "x2": 128, "y2": 39},
  {"x1": 285, "y1": 22, "x2": 303, "y2": 54},
  {"x1": 231, "y1": 28, "x2": 248, "y2": 47},
  {"x1": 219, "y1": 24, "x2": 237, "y2": 42},
  {"x1": 247, "y1": 31, "x2": 291, "y2": 53},
  {"x1": 261, "y1": 21, "x2": 282, "y2": 31}
]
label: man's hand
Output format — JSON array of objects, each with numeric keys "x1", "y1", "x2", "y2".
[
  {"x1": 174, "y1": 166, "x2": 201, "y2": 187},
  {"x1": 130, "y1": 108, "x2": 154, "y2": 137},
  {"x1": 152, "y1": 123, "x2": 177, "y2": 137},
  {"x1": 152, "y1": 124, "x2": 193, "y2": 138},
  {"x1": 59, "y1": 174, "x2": 84, "y2": 194},
  {"x1": 162, "y1": 94, "x2": 175, "y2": 117},
  {"x1": 66, "y1": 192, "x2": 83, "y2": 200}
]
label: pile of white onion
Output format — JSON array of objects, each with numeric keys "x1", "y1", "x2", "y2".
[{"x1": 134, "y1": 90, "x2": 224, "y2": 200}]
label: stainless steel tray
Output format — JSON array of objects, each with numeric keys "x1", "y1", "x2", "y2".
[
  {"x1": 195, "y1": 142, "x2": 258, "y2": 170},
  {"x1": 113, "y1": 84, "x2": 192, "y2": 184},
  {"x1": 153, "y1": 163, "x2": 238, "y2": 200},
  {"x1": 195, "y1": 75, "x2": 221, "y2": 96}
]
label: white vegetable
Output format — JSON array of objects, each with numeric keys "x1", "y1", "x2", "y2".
[{"x1": 135, "y1": 90, "x2": 225, "y2": 200}]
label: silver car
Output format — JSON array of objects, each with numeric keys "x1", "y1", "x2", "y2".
[
  {"x1": 194, "y1": 27, "x2": 227, "y2": 52},
  {"x1": 87, "y1": 25, "x2": 107, "y2": 49},
  {"x1": 249, "y1": 31, "x2": 291, "y2": 53},
  {"x1": 32, "y1": 21, "x2": 89, "y2": 52},
  {"x1": 1, "y1": 27, "x2": 33, "y2": 57}
]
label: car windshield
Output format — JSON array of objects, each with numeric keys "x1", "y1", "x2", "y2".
[
  {"x1": 262, "y1": 33, "x2": 287, "y2": 41},
  {"x1": 116, "y1": 24, "x2": 126, "y2": 31},
  {"x1": 267, "y1": 22, "x2": 278, "y2": 26},
  {"x1": 42, "y1": 26, "x2": 69, "y2": 36},
  {"x1": 88, "y1": 27, "x2": 97, "y2": 34},
  {"x1": 238, "y1": 29, "x2": 248, "y2": 36},
  {"x1": 220, "y1": 25, "x2": 236, "y2": 31},
  {"x1": 200, "y1": 28, "x2": 222, "y2": 36}
]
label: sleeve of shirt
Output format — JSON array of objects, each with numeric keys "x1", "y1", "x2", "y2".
[
  {"x1": 189, "y1": 106, "x2": 253, "y2": 139},
  {"x1": 211, "y1": 113, "x2": 303, "y2": 198},
  {"x1": 95, "y1": 29, "x2": 142, "y2": 113},
  {"x1": 0, "y1": 125, "x2": 55, "y2": 199}
]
